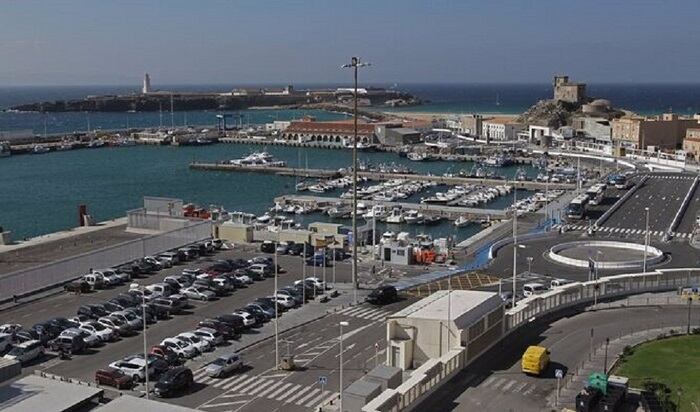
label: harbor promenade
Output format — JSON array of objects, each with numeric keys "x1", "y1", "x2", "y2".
[{"x1": 189, "y1": 161, "x2": 576, "y2": 190}]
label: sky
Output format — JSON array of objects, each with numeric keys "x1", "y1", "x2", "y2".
[{"x1": 1, "y1": 0, "x2": 699, "y2": 86}]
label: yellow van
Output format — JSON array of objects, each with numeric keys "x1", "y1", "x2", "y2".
[{"x1": 521, "y1": 345, "x2": 550, "y2": 375}]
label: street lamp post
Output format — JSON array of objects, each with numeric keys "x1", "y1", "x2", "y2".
[
  {"x1": 339, "y1": 321, "x2": 349, "y2": 412},
  {"x1": 513, "y1": 244, "x2": 525, "y2": 307},
  {"x1": 643, "y1": 207, "x2": 650, "y2": 273},
  {"x1": 132, "y1": 284, "x2": 150, "y2": 399},
  {"x1": 527, "y1": 257, "x2": 533, "y2": 275},
  {"x1": 342, "y1": 57, "x2": 370, "y2": 305},
  {"x1": 274, "y1": 239, "x2": 279, "y2": 369},
  {"x1": 603, "y1": 337, "x2": 610, "y2": 373},
  {"x1": 302, "y1": 242, "x2": 306, "y2": 305}
]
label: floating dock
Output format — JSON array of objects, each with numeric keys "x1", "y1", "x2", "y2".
[
  {"x1": 273, "y1": 194, "x2": 509, "y2": 219},
  {"x1": 189, "y1": 161, "x2": 576, "y2": 190}
]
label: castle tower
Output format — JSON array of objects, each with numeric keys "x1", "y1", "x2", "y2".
[{"x1": 142, "y1": 73, "x2": 152, "y2": 94}]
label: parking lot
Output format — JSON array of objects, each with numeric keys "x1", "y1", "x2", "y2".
[{"x1": 0, "y1": 240, "x2": 382, "y2": 406}]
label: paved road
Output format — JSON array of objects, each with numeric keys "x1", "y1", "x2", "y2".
[
  {"x1": 185, "y1": 298, "x2": 415, "y2": 412},
  {"x1": 604, "y1": 174, "x2": 694, "y2": 233},
  {"x1": 415, "y1": 304, "x2": 697, "y2": 411},
  {"x1": 676, "y1": 177, "x2": 700, "y2": 235}
]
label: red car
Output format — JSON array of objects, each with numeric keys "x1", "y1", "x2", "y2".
[
  {"x1": 150, "y1": 345, "x2": 179, "y2": 365},
  {"x1": 95, "y1": 367, "x2": 133, "y2": 389}
]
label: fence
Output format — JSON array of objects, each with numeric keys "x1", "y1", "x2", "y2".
[
  {"x1": 0, "y1": 220, "x2": 212, "y2": 302},
  {"x1": 362, "y1": 267, "x2": 700, "y2": 412}
]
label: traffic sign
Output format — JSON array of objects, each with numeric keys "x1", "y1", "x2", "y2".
[
  {"x1": 555, "y1": 369, "x2": 563, "y2": 379},
  {"x1": 319, "y1": 376, "x2": 327, "y2": 385}
]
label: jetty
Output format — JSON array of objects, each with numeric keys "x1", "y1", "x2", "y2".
[
  {"x1": 273, "y1": 195, "x2": 509, "y2": 219},
  {"x1": 189, "y1": 161, "x2": 576, "y2": 190}
]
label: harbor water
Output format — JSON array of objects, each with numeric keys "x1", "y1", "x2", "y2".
[{"x1": 0, "y1": 143, "x2": 537, "y2": 241}]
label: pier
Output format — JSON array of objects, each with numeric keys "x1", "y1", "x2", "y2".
[
  {"x1": 189, "y1": 161, "x2": 577, "y2": 190},
  {"x1": 273, "y1": 194, "x2": 509, "y2": 219}
]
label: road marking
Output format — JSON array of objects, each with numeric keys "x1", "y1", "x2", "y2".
[
  {"x1": 305, "y1": 390, "x2": 331, "y2": 407},
  {"x1": 238, "y1": 377, "x2": 268, "y2": 393},
  {"x1": 202, "y1": 400, "x2": 251, "y2": 408},
  {"x1": 315, "y1": 392, "x2": 340, "y2": 409},
  {"x1": 269, "y1": 382, "x2": 294, "y2": 399},
  {"x1": 227, "y1": 375, "x2": 258, "y2": 392},
  {"x1": 253, "y1": 379, "x2": 282, "y2": 397},
  {"x1": 523, "y1": 384, "x2": 537, "y2": 396},
  {"x1": 491, "y1": 377, "x2": 507, "y2": 390},
  {"x1": 248, "y1": 380, "x2": 279, "y2": 395},
  {"x1": 214, "y1": 373, "x2": 249, "y2": 389},
  {"x1": 501, "y1": 379, "x2": 516, "y2": 392},
  {"x1": 296, "y1": 388, "x2": 321, "y2": 405},
  {"x1": 482, "y1": 376, "x2": 496, "y2": 387},
  {"x1": 284, "y1": 385, "x2": 314, "y2": 403}
]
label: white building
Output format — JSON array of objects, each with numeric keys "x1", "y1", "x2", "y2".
[
  {"x1": 142, "y1": 73, "x2": 152, "y2": 94},
  {"x1": 481, "y1": 120, "x2": 524, "y2": 141},
  {"x1": 386, "y1": 290, "x2": 504, "y2": 370},
  {"x1": 265, "y1": 120, "x2": 292, "y2": 132}
]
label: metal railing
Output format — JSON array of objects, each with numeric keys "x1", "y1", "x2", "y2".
[{"x1": 0, "y1": 220, "x2": 212, "y2": 302}]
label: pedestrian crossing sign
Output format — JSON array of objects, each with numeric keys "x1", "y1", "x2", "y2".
[{"x1": 319, "y1": 376, "x2": 327, "y2": 385}]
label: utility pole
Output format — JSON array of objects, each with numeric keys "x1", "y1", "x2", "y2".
[
  {"x1": 342, "y1": 57, "x2": 370, "y2": 304},
  {"x1": 170, "y1": 94, "x2": 175, "y2": 129}
]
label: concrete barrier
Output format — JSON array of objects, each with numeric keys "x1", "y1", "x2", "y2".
[
  {"x1": 667, "y1": 176, "x2": 699, "y2": 238},
  {"x1": 547, "y1": 240, "x2": 664, "y2": 269}
]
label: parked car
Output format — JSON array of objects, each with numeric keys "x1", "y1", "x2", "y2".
[
  {"x1": 260, "y1": 241, "x2": 275, "y2": 253},
  {"x1": 60, "y1": 327, "x2": 99, "y2": 348},
  {"x1": 0, "y1": 324, "x2": 22, "y2": 336},
  {"x1": 154, "y1": 366, "x2": 193, "y2": 397},
  {"x1": 77, "y1": 304, "x2": 108, "y2": 319},
  {"x1": 123, "y1": 306, "x2": 155, "y2": 325},
  {"x1": 193, "y1": 279, "x2": 226, "y2": 296},
  {"x1": 212, "y1": 238, "x2": 224, "y2": 249},
  {"x1": 295, "y1": 277, "x2": 326, "y2": 291},
  {"x1": 164, "y1": 275, "x2": 191, "y2": 290},
  {"x1": 277, "y1": 288, "x2": 303, "y2": 305},
  {"x1": 232, "y1": 272, "x2": 253, "y2": 285},
  {"x1": 182, "y1": 286, "x2": 216, "y2": 301},
  {"x1": 151, "y1": 298, "x2": 180, "y2": 315},
  {"x1": 192, "y1": 328, "x2": 224, "y2": 346},
  {"x1": 214, "y1": 315, "x2": 245, "y2": 333},
  {"x1": 158, "y1": 252, "x2": 181, "y2": 266},
  {"x1": 101, "y1": 301, "x2": 125, "y2": 313},
  {"x1": 3, "y1": 340, "x2": 44, "y2": 364},
  {"x1": 0, "y1": 333, "x2": 13, "y2": 353},
  {"x1": 108, "y1": 359, "x2": 154, "y2": 382},
  {"x1": 275, "y1": 241, "x2": 290, "y2": 255},
  {"x1": 16, "y1": 329, "x2": 49, "y2": 345},
  {"x1": 178, "y1": 247, "x2": 196, "y2": 260},
  {"x1": 79, "y1": 321, "x2": 115, "y2": 342},
  {"x1": 367, "y1": 285, "x2": 398, "y2": 305},
  {"x1": 64, "y1": 280, "x2": 91, "y2": 293},
  {"x1": 123, "y1": 354, "x2": 170, "y2": 378},
  {"x1": 95, "y1": 367, "x2": 133, "y2": 389},
  {"x1": 82, "y1": 273, "x2": 105, "y2": 289},
  {"x1": 244, "y1": 303, "x2": 275, "y2": 319},
  {"x1": 111, "y1": 311, "x2": 143, "y2": 330},
  {"x1": 177, "y1": 332, "x2": 212, "y2": 352},
  {"x1": 160, "y1": 337, "x2": 198, "y2": 359},
  {"x1": 269, "y1": 294, "x2": 295, "y2": 309},
  {"x1": 242, "y1": 304, "x2": 272, "y2": 322},
  {"x1": 230, "y1": 311, "x2": 257, "y2": 328},
  {"x1": 205, "y1": 352, "x2": 243, "y2": 378},
  {"x1": 98, "y1": 316, "x2": 133, "y2": 336},
  {"x1": 197, "y1": 319, "x2": 239, "y2": 340},
  {"x1": 248, "y1": 263, "x2": 272, "y2": 278},
  {"x1": 146, "y1": 283, "x2": 174, "y2": 298},
  {"x1": 49, "y1": 335, "x2": 86, "y2": 354},
  {"x1": 150, "y1": 344, "x2": 180, "y2": 366}
]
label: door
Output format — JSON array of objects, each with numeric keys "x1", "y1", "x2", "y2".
[
  {"x1": 391, "y1": 346, "x2": 400, "y2": 368},
  {"x1": 384, "y1": 247, "x2": 391, "y2": 262}
]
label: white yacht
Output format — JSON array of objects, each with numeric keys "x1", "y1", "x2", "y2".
[
  {"x1": 404, "y1": 210, "x2": 424, "y2": 224},
  {"x1": 32, "y1": 145, "x2": 50, "y2": 154},
  {"x1": 363, "y1": 205, "x2": 388, "y2": 220},
  {"x1": 385, "y1": 207, "x2": 404, "y2": 224}
]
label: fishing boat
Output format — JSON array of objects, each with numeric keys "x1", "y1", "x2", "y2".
[
  {"x1": 0, "y1": 141, "x2": 11, "y2": 158},
  {"x1": 423, "y1": 215, "x2": 443, "y2": 225},
  {"x1": 407, "y1": 152, "x2": 429, "y2": 161},
  {"x1": 32, "y1": 145, "x2": 50, "y2": 154},
  {"x1": 385, "y1": 207, "x2": 404, "y2": 224},
  {"x1": 403, "y1": 210, "x2": 424, "y2": 224},
  {"x1": 454, "y1": 216, "x2": 471, "y2": 228}
]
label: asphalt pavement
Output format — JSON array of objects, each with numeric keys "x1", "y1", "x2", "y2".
[{"x1": 415, "y1": 304, "x2": 698, "y2": 411}]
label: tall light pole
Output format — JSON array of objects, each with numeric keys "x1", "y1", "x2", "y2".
[
  {"x1": 342, "y1": 57, "x2": 370, "y2": 304},
  {"x1": 643, "y1": 207, "x2": 650, "y2": 273},
  {"x1": 339, "y1": 321, "x2": 349, "y2": 412},
  {"x1": 513, "y1": 244, "x2": 526, "y2": 307},
  {"x1": 447, "y1": 275, "x2": 452, "y2": 352},
  {"x1": 134, "y1": 283, "x2": 149, "y2": 399},
  {"x1": 274, "y1": 238, "x2": 279, "y2": 369}
]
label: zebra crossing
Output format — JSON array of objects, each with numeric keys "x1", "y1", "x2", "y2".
[
  {"x1": 194, "y1": 368, "x2": 339, "y2": 410},
  {"x1": 552, "y1": 224, "x2": 691, "y2": 239},
  {"x1": 478, "y1": 374, "x2": 547, "y2": 398},
  {"x1": 335, "y1": 305, "x2": 391, "y2": 321},
  {"x1": 642, "y1": 174, "x2": 696, "y2": 181}
]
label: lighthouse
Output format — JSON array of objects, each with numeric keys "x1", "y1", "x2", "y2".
[{"x1": 142, "y1": 73, "x2": 152, "y2": 94}]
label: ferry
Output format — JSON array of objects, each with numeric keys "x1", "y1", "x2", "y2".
[{"x1": 230, "y1": 152, "x2": 287, "y2": 167}]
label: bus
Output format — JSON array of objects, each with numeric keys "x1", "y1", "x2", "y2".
[
  {"x1": 585, "y1": 183, "x2": 607, "y2": 206},
  {"x1": 608, "y1": 174, "x2": 629, "y2": 190},
  {"x1": 566, "y1": 194, "x2": 589, "y2": 220}
]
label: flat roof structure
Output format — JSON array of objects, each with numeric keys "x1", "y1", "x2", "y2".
[
  {"x1": 0, "y1": 374, "x2": 103, "y2": 412},
  {"x1": 389, "y1": 290, "x2": 502, "y2": 330},
  {"x1": 96, "y1": 395, "x2": 201, "y2": 412}
]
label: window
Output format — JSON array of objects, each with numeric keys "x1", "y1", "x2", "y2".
[{"x1": 397, "y1": 249, "x2": 405, "y2": 256}]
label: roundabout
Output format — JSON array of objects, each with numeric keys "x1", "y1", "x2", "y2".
[{"x1": 547, "y1": 240, "x2": 665, "y2": 269}]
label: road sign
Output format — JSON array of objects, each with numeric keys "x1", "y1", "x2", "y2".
[
  {"x1": 555, "y1": 369, "x2": 564, "y2": 379},
  {"x1": 319, "y1": 376, "x2": 327, "y2": 385}
]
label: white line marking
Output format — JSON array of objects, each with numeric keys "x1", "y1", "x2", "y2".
[
  {"x1": 285, "y1": 385, "x2": 314, "y2": 403},
  {"x1": 296, "y1": 388, "x2": 321, "y2": 405}
]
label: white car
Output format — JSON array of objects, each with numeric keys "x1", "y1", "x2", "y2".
[
  {"x1": 231, "y1": 311, "x2": 256, "y2": 327},
  {"x1": 79, "y1": 321, "x2": 115, "y2": 342},
  {"x1": 181, "y1": 286, "x2": 216, "y2": 301},
  {"x1": 143, "y1": 256, "x2": 164, "y2": 270},
  {"x1": 164, "y1": 275, "x2": 191, "y2": 289},
  {"x1": 155, "y1": 256, "x2": 173, "y2": 269},
  {"x1": 192, "y1": 328, "x2": 224, "y2": 346},
  {"x1": 157, "y1": 252, "x2": 180, "y2": 266},
  {"x1": 233, "y1": 274, "x2": 253, "y2": 285},
  {"x1": 0, "y1": 323, "x2": 22, "y2": 336},
  {"x1": 3, "y1": 340, "x2": 44, "y2": 364},
  {"x1": 160, "y1": 337, "x2": 198, "y2": 358},
  {"x1": 270, "y1": 294, "x2": 295, "y2": 309},
  {"x1": 177, "y1": 332, "x2": 212, "y2": 353},
  {"x1": 108, "y1": 359, "x2": 154, "y2": 382},
  {"x1": 205, "y1": 352, "x2": 243, "y2": 378},
  {"x1": 295, "y1": 277, "x2": 325, "y2": 291},
  {"x1": 96, "y1": 269, "x2": 126, "y2": 285},
  {"x1": 182, "y1": 268, "x2": 205, "y2": 277},
  {"x1": 60, "y1": 328, "x2": 100, "y2": 348}
]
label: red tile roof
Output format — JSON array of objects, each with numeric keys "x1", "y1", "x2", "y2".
[{"x1": 284, "y1": 121, "x2": 375, "y2": 135}]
